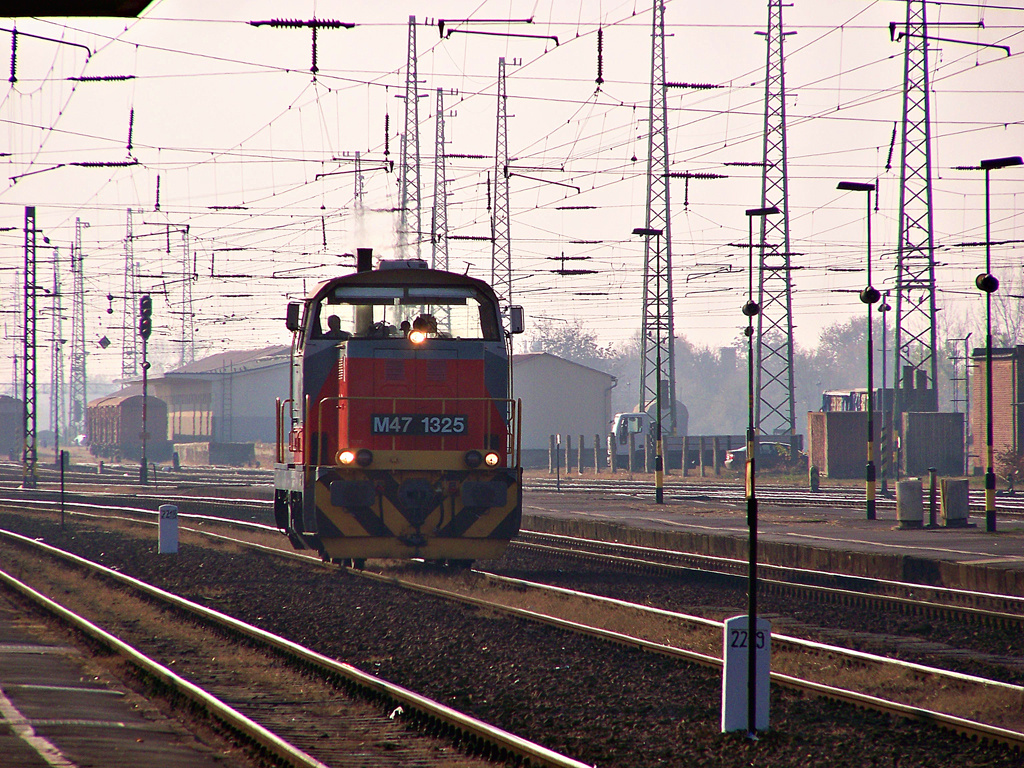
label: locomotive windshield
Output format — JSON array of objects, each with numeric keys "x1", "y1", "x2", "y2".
[{"x1": 312, "y1": 285, "x2": 500, "y2": 341}]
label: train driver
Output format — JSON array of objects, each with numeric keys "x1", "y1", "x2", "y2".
[
  {"x1": 412, "y1": 314, "x2": 438, "y2": 335},
  {"x1": 324, "y1": 314, "x2": 350, "y2": 340}
]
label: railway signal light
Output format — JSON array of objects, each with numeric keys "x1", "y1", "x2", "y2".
[{"x1": 139, "y1": 294, "x2": 152, "y2": 340}]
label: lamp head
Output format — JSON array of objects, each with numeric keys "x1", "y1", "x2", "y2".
[
  {"x1": 837, "y1": 181, "x2": 875, "y2": 192},
  {"x1": 980, "y1": 156, "x2": 1023, "y2": 171}
]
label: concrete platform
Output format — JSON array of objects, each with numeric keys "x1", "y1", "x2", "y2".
[
  {"x1": 0, "y1": 593, "x2": 233, "y2": 768},
  {"x1": 523, "y1": 487, "x2": 1024, "y2": 596}
]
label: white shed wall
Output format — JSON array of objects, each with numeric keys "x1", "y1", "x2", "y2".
[{"x1": 512, "y1": 354, "x2": 614, "y2": 451}]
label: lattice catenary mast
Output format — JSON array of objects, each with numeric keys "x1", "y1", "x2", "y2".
[
  {"x1": 22, "y1": 206, "x2": 38, "y2": 487},
  {"x1": 491, "y1": 56, "x2": 512, "y2": 309},
  {"x1": 638, "y1": 1, "x2": 677, "y2": 433},
  {"x1": 398, "y1": 15, "x2": 422, "y2": 258},
  {"x1": 121, "y1": 208, "x2": 139, "y2": 381},
  {"x1": 755, "y1": 0, "x2": 797, "y2": 444},
  {"x1": 431, "y1": 88, "x2": 449, "y2": 273},
  {"x1": 50, "y1": 245, "x2": 64, "y2": 452},
  {"x1": 893, "y1": 0, "x2": 939, "y2": 418},
  {"x1": 180, "y1": 225, "x2": 195, "y2": 367},
  {"x1": 68, "y1": 218, "x2": 88, "y2": 437}
]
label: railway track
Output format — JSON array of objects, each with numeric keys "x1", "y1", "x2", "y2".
[
  {"x1": 526, "y1": 475, "x2": 1024, "y2": 516},
  {"x1": 7, "y1": 459, "x2": 1024, "y2": 519},
  {"x1": 511, "y1": 531, "x2": 1024, "y2": 627},
  {"x1": 2, "y1": 496, "x2": 1023, "y2": 754},
  {"x1": 0, "y1": 527, "x2": 590, "y2": 768},
  {"x1": 4, "y1": 491, "x2": 1023, "y2": 627}
]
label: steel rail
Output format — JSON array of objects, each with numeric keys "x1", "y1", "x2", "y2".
[
  {"x1": 511, "y1": 538, "x2": 1024, "y2": 632},
  {"x1": 475, "y1": 570, "x2": 1024, "y2": 695},
  {"x1": 0, "y1": 528, "x2": 594, "y2": 768},
  {"x1": 350, "y1": 567, "x2": 1024, "y2": 750},
  {"x1": 4, "y1": 499, "x2": 1024, "y2": 750},
  {"x1": 6, "y1": 492, "x2": 1024, "y2": 624},
  {"x1": 0, "y1": 566, "x2": 331, "y2": 768},
  {"x1": 516, "y1": 529, "x2": 1024, "y2": 613}
]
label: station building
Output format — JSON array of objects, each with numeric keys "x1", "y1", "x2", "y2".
[{"x1": 149, "y1": 346, "x2": 290, "y2": 444}]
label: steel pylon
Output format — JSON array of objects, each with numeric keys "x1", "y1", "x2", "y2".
[
  {"x1": 491, "y1": 57, "x2": 512, "y2": 308},
  {"x1": 68, "y1": 217, "x2": 88, "y2": 438},
  {"x1": 22, "y1": 206, "x2": 38, "y2": 488},
  {"x1": 894, "y1": 0, "x2": 939, "y2": 416},
  {"x1": 755, "y1": 0, "x2": 796, "y2": 442},
  {"x1": 398, "y1": 15, "x2": 421, "y2": 258},
  {"x1": 121, "y1": 208, "x2": 139, "y2": 381},
  {"x1": 639, "y1": 1, "x2": 677, "y2": 433},
  {"x1": 431, "y1": 88, "x2": 449, "y2": 274}
]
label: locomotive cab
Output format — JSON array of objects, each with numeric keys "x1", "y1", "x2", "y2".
[{"x1": 274, "y1": 250, "x2": 523, "y2": 566}]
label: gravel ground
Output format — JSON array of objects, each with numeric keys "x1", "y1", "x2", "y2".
[
  {"x1": 487, "y1": 548, "x2": 1024, "y2": 685},
  {"x1": 1, "y1": 511, "x2": 1022, "y2": 768}
]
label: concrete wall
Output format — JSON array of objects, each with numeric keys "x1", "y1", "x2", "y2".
[
  {"x1": 174, "y1": 441, "x2": 256, "y2": 467},
  {"x1": 807, "y1": 411, "x2": 882, "y2": 479},
  {"x1": 902, "y1": 411, "x2": 964, "y2": 477},
  {"x1": 512, "y1": 353, "x2": 614, "y2": 451}
]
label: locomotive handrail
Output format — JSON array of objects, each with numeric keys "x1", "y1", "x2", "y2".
[
  {"x1": 275, "y1": 397, "x2": 294, "y2": 464},
  {"x1": 307, "y1": 395, "x2": 521, "y2": 468}
]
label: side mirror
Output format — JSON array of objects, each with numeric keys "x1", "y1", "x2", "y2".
[
  {"x1": 285, "y1": 302, "x2": 301, "y2": 333},
  {"x1": 508, "y1": 305, "x2": 525, "y2": 335}
]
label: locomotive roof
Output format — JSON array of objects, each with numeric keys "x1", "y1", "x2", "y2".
[{"x1": 308, "y1": 266, "x2": 500, "y2": 305}]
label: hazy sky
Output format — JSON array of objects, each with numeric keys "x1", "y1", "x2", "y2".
[{"x1": 1, "y1": 0, "x2": 1022, "y2": 392}]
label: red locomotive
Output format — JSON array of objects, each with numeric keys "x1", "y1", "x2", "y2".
[{"x1": 274, "y1": 249, "x2": 524, "y2": 566}]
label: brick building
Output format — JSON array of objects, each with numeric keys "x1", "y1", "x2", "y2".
[{"x1": 970, "y1": 346, "x2": 1024, "y2": 475}]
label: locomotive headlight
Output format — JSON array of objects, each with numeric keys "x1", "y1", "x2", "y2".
[
  {"x1": 356, "y1": 448, "x2": 374, "y2": 467},
  {"x1": 409, "y1": 330, "x2": 427, "y2": 344},
  {"x1": 484, "y1": 451, "x2": 500, "y2": 467},
  {"x1": 464, "y1": 450, "x2": 483, "y2": 468},
  {"x1": 338, "y1": 450, "x2": 356, "y2": 465}
]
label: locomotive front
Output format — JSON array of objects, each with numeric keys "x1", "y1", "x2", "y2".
[{"x1": 274, "y1": 251, "x2": 523, "y2": 565}]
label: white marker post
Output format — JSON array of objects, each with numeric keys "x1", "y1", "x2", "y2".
[
  {"x1": 721, "y1": 614, "x2": 770, "y2": 733},
  {"x1": 158, "y1": 504, "x2": 179, "y2": 554}
]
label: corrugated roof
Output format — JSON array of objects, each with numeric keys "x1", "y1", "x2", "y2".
[{"x1": 167, "y1": 345, "x2": 290, "y2": 376}]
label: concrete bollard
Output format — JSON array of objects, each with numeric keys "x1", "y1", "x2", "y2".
[
  {"x1": 594, "y1": 434, "x2": 600, "y2": 475},
  {"x1": 579, "y1": 434, "x2": 585, "y2": 475},
  {"x1": 940, "y1": 479, "x2": 970, "y2": 527},
  {"x1": 713, "y1": 436, "x2": 720, "y2": 476},
  {"x1": 682, "y1": 435, "x2": 689, "y2": 477},
  {"x1": 158, "y1": 504, "x2": 179, "y2": 554},
  {"x1": 628, "y1": 433, "x2": 636, "y2": 474},
  {"x1": 896, "y1": 480, "x2": 923, "y2": 529},
  {"x1": 608, "y1": 433, "x2": 616, "y2": 475},
  {"x1": 699, "y1": 436, "x2": 706, "y2": 478},
  {"x1": 549, "y1": 434, "x2": 556, "y2": 474},
  {"x1": 565, "y1": 434, "x2": 573, "y2": 474},
  {"x1": 809, "y1": 465, "x2": 820, "y2": 492}
]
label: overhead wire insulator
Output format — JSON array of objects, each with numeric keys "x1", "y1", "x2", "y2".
[
  {"x1": 595, "y1": 27, "x2": 604, "y2": 88},
  {"x1": 9, "y1": 27, "x2": 16, "y2": 84},
  {"x1": 127, "y1": 107, "x2": 135, "y2": 152},
  {"x1": 383, "y1": 110, "x2": 390, "y2": 157}
]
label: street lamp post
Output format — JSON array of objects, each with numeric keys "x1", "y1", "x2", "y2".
[
  {"x1": 879, "y1": 292, "x2": 891, "y2": 497},
  {"x1": 632, "y1": 226, "x2": 665, "y2": 504},
  {"x1": 977, "y1": 155, "x2": 1022, "y2": 533},
  {"x1": 838, "y1": 181, "x2": 880, "y2": 520},
  {"x1": 743, "y1": 205, "x2": 778, "y2": 736}
]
